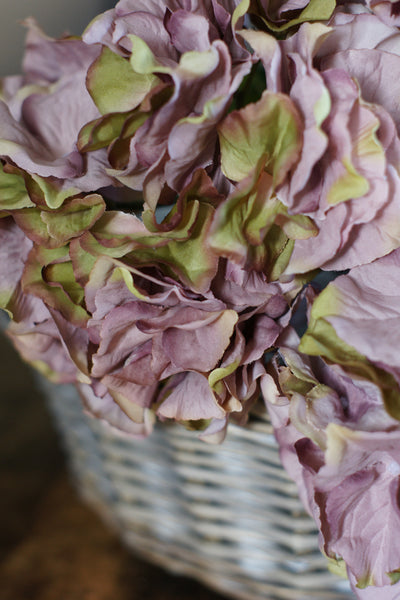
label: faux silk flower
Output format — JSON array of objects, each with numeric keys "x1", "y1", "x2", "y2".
[
  {"x1": 221, "y1": 12, "x2": 400, "y2": 274},
  {"x1": 2, "y1": 2, "x2": 400, "y2": 596},
  {"x1": 82, "y1": 254, "x2": 290, "y2": 440},
  {"x1": 80, "y1": 0, "x2": 253, "y2": 207},
  {"x1": 262, "y1": 329, "x2": 400, "y2": 594},
  {"x1": 0, "y1": 21, "x2": 113, "y2": 195},
  {"x1": 299, "y1": 248, "x2": 400, "y2": 418}
]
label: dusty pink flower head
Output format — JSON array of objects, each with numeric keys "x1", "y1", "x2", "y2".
[
  {"x1": 301, "y1": 248, "x2": 400, "y2": 397},
  {"x1": 236, "y1": 11, "x2": 400, "y2": 274},
  {"x1": 80, "y1": 0, "x2": 253, "y2": 207},
  {"x1": 262, "y1": 328, "x2": 400, "y2": 595},
  {"x1": 264, "y1": 254, "x2": 400, "y2": 595},
  {"x1": 82, "y1": 252, "x2": 289, "y2": 441}
]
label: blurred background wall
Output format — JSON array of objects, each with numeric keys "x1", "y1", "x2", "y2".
[{"x1": 0, "y1": 0, "x2": 114, "y2": 76}]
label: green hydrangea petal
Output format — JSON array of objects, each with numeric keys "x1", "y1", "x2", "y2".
[
  {"x1": 0, "y1": 164, "x2": 34, "y2": 212},
  {"x1": 87, "y1": 46, "x2": 157, "y2": 114},
  {"x1": 40, "y1": 194, "x2": 106, "y2": 245},
  {"x1": 22, "y1": 245, "x2": 89, "y2": 326},
  {"x1": 300, "y1": 287, "x2": 400, "y2": 420},
  {"x1": 132, "y1": 202, "x2": 218, "y2": 293},
  {"x1": 218, "y1": 90, "x2": 303, "y2": 185},
  {"x1": 254, "y1": 0, "x2": 336, "y2": 33},
  {"x1": 29, "y1": 175, "x2": 80, "y2": 210},
  {"x1": 129, "y1": 35, "x2": 172, "y2": 75}
]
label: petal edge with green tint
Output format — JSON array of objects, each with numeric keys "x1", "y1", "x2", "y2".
[
  {"x1": 40, "y1": 194, "x2": 106, "y2": 245},
  {"x1": 299, "y1": 286, "x2": 400, "y2": 421},
  {"x1": 87, "y1": 46, "x2": 158, "y2": 115},
  {"x1": 22, "y1": 245, "x2": 89, "y2": 327},
  {"x1": 326, "y1": 157, "x2": 369, "y2": 206},
  {"x1": 130, "y1": 201, "x2": 219, "y2": 293},
  {"x1": 129, "y1": 35, "x2": 172, "y2": 76},
  {"x1": 78, "y1": 112, "x2": 138, "y2": 153},
  {"x1": 0, "y1": 164, "x2": 34, "y2": 212},
  {"x1": 209, "y1": 165, "x2": 307, "y2": 277},
  {"x1": 29, "y1": 175, "x2": 80, "y2": 210},
  {"x1": 209, "y1": 168, "x2": 277, "y2": 267},
  {"x1": 218, "y1": 90, "x2": 303, "y2": 185},
  {"x1": 250, "y1": 0, "x2": 336, "y2": 33}
]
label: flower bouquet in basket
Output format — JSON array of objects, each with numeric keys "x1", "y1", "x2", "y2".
[{"x1": 2, "y1": 0, "x2": 400, "y2": 597}]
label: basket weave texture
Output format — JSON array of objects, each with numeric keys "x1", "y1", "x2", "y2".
[{"x1": 42, "y1": 379, "x2": 353, "y2": 600}]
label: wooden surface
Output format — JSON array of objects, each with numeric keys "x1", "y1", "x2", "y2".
[{"x1": 0, "y1": 332, "x2": 226, "y2": 600}]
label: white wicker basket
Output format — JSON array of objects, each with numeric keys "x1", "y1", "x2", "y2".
[{"x1": 41, "y1": 378, "x2": 353, "y2": 600}]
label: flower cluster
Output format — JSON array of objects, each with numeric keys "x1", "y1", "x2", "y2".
[{"x1": 2, "y1": 1, "x2": 400, "y2": 596}]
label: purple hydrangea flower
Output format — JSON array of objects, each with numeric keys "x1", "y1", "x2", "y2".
[
  {"x1": 240, "y1": 12, "x2": 400, "y2": 273},
  {"x1": 81, "y1": 0, "x2": 253, "y2": 206},
  {"x1": 82, "y1": 254, "x2": 289, "y2": 440},
  {"x1": 262, "y1": 328, "x2": 400, "y2": 594},
  {"x1": 0, "y1": 21, "x2": 113, "y2": 193}
]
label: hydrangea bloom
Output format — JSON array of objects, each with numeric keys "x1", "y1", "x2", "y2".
[
  {"x1": 214, "y1": 10, "x2": 400, "y2": 273},
  {"x1": 300, "y1": 249, "x2": 400, "y2": 418},
  {"x1": 262, "y1": 329, "x2": 400, "y2": 593},
  {"x1": 80, "y1": 0, "x2": 253, "y2": 206},
  {"x1": 82, "y1": 246, "x2": 290, "y2": 441},
  {"x1": 1, "y1": 1, "x2": 400, "y2": 596}
]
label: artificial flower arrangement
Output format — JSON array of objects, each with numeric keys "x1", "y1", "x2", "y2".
[{"x1": 2, "y1": 0, "x2": 400, "y2": 597}]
